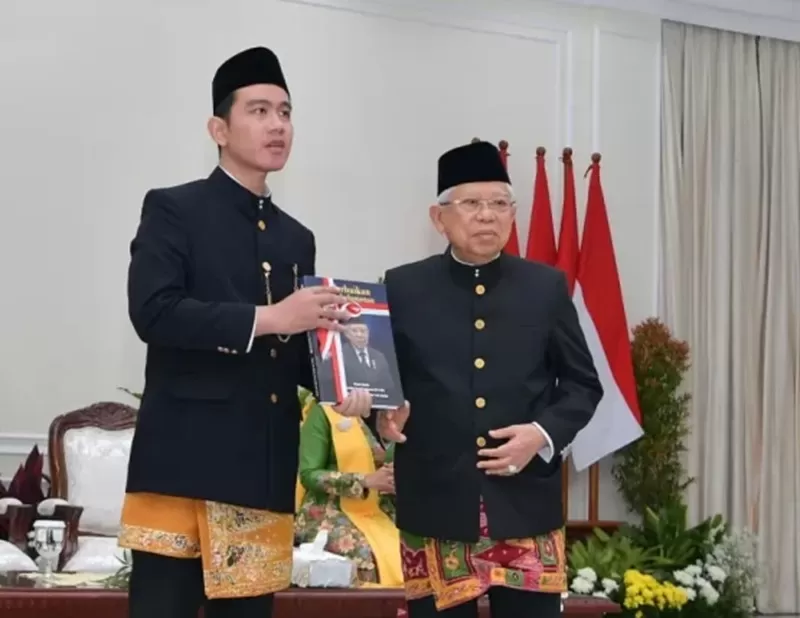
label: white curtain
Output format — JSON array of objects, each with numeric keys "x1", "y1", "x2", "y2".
[{"x1": 660, "y1": 22, "x2": 800, "y2": 614}]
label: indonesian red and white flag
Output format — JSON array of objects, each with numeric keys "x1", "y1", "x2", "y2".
[
  {"x1": 554, "y1": 148, "x2": 578, "y2": 290},
  {"x1": 525, "y1": 147, "x2": 557, "y2": 265},
  {"x1": 569, "y1": 155, "x2": 643, "y2": 471}
]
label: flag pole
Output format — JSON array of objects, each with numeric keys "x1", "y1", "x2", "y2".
[
  {"x1": 496, "y1": 140, "x2": 520, "y2": 256},
  {"x1": 561, "y1": 145, "x2": 573, "y2": 522},
  {"x1": 497, "y1": 139, "x2": 509, "y2": 166},
  {"x1": 584, "y1": 152, "x2": 601, "y2": 178},
  {"x1": 586, "y1": 151, "x2": 602, "y2": 524},
  {"x1": 525, "y1": 146, "x2": 557, "y2": 264}
]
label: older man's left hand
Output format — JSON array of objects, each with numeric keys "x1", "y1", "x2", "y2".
[
  {"x1": 377, "y1": 401, "x2": 410, "y2": 444},
  {"x1": 477, "y1": 424, "x2": 548, "y2": 476},
  {"x1": 333, "y1": 388, "x2": 372, "y2": 418}
]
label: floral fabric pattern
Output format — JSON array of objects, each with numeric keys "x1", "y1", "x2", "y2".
[
  {"x1": 295, "y1": 402, "x2": 396, "y2": 584},
  {"x1": 400, "y1": 499, "x2": 566, "y2": 610}
]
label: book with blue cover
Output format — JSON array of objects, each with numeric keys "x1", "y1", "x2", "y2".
[{"x1": 302, "y1": 276, "x2": 404, "y2": 409}]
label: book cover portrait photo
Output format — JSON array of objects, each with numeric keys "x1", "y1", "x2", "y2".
[{"x1": 303, "y1": 276, "x2": 404, "y2": 409}]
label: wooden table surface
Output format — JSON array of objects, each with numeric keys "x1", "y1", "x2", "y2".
[{"x1": 0, "y1": 572, "x2": 620, "y2": 618}]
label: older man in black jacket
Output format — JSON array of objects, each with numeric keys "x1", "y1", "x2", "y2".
[{"x1": 378, "y1": 141, "x2": 603, "y2": 618}]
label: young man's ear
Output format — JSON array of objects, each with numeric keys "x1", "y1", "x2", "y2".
[{"x1": 207, "y1": 116, "x2": 229, "y2": 149}]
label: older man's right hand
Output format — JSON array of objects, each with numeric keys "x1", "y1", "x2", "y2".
[{"x1": 377, "y1": 402, "x2": 410, "y2": 443}]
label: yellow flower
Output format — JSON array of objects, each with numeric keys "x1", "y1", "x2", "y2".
[
  {"x1": 624, "y1": 570, "x2": 641, "y2": 586},
  {"x1": 621, "y1": 569, "x2": 693, "y2": 613}
]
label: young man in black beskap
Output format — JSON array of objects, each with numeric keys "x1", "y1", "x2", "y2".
[{"x1": 120, "y1": 46, "x2": 370, "y2": 618}]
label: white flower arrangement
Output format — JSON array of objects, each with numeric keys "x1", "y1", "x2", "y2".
[
  {"x1": 568, "y1": 567, "x2": 620, "y2": 600},
  {"x1": 705, "y1": 529, "x2": 760, "y2": 615},
  {"x1": 665, "y1": 529, "x2": 759, "y2": 615},
  {"x1": 569, "y1": 567, "x2": 597, "y2": 594},
  {"x1": 672, "y1": 560, "x2": 724, "y2": 607},
  {"x1": 566, "y1": 529, "x2": 760, "y2": 617}
]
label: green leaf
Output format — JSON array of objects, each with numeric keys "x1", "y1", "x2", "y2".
[
  {"x1": 118, "y1": 387, "x2": 142, "y2": 401},
  {"x1": 612, "y1": 318, "x2": 692, "y2": 518},
  {"x1": 593, "y1": 528, "x2": 611, "y2": 543}
]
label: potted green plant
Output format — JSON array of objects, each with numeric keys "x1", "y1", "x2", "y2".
[{"x1": 612, "y1": 318, "x2": 693, "y2": 516}]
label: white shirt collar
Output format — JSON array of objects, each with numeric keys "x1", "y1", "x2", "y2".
[
  {"x1": 219, "y1": 166, "x2": 271, "y2": 199},
  {"x1": 449, "y1": 248, "x2": 502, "y2": 267}
]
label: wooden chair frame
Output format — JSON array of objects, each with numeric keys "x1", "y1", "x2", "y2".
[{"x1": 47, "y1": 401, "x2": 137, "y2": 500}]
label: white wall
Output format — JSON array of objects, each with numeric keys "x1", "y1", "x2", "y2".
[
  {"x1": 4, "y1": 0, "x2": 797, "y2": 515},
  {"x1": 0, "y1": 0, "x2": 663, "y2": 520}
]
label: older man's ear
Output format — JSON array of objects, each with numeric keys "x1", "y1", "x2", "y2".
[{"x1": 429, "y1": 203, "x2": 446, "y2": 234}]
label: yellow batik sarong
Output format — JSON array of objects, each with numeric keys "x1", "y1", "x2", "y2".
[{"x1": 118, "y1": 492, "x2": 294, "y2": 599}]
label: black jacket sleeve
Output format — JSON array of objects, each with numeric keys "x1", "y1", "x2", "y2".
[
  {"x1": 127, "y1": 189, "x2": 256, "y2": 352},
  {"x1": 535, "y1": 273, "x2": 604, "y2": 455}
]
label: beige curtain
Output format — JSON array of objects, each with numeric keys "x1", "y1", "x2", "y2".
[{"x1": 660, "y1": 21, "x2": 800, "y2": 614}]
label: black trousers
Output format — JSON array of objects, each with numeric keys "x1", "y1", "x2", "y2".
[
  {"x1": 128, "y1": 550, "x2": 274, "y2": 618},
  {"x1": 407, "y1": 588, "x2": 562, "y2": 618}
]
